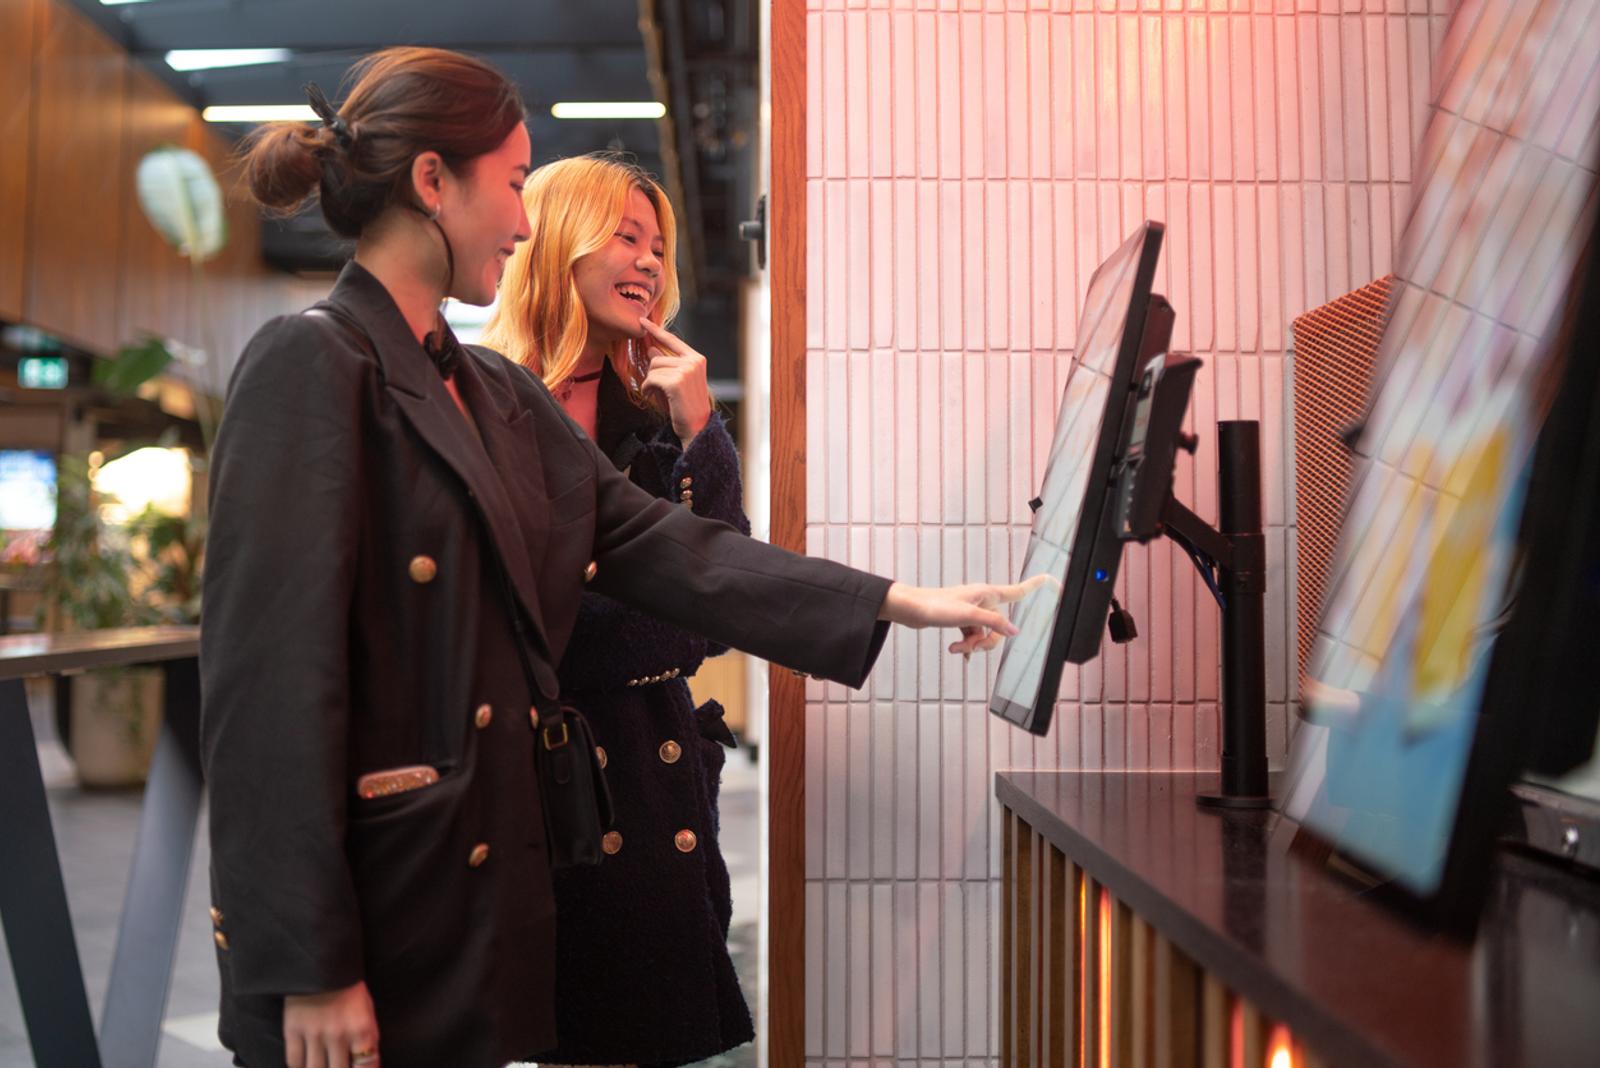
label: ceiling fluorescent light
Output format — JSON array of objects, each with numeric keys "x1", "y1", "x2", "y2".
[
  {"x1": 551, "y1": 101, "x2": 666, "y2": 120},
  {"x1": 100, "y1": 1, "x2": 155, "y2": 6},
  {"x1": 202, "y1": 104, "x2": 318, "y2": 123},
  {"x1": 167, "y1": 49, "x2": 292, "y2": 72}
]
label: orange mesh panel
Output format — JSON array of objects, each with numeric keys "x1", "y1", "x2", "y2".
[{"x1": 1291, "y1": 275, "x2": 1394, "y2": 693}]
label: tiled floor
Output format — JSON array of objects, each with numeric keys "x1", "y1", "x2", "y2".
[{"x1": 0, "y1": 695, "x2": 760, "y2": 1068}]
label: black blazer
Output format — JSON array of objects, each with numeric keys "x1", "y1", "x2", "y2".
[{"x1": 199, "y1": 262, "x2": 889, "y2": 1068}]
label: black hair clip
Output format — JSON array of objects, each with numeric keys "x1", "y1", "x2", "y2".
[{"x1": 303, "y1": 82, "x2": 353, "y2": 149}]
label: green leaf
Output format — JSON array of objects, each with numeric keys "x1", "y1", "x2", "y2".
[{"x1": 96, "y1": 335, "x2": 175, "y2": 394}]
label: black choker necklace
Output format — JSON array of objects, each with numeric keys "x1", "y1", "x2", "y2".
[{"x1": 422, "y1": 319, "x2": 464, "y2": 380}]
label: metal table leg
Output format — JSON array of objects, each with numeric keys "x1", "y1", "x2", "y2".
[
  {"x1": 0, "y1": 676, "x2": 103, "y2": 1068},
  {"x1": 99, "y1": 658, "x2": 205, "y2": 1068}
]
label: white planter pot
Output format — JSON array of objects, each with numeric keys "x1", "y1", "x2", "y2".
[{"x1": 68, "y1": 667, "x2": 164, "y2": 788}]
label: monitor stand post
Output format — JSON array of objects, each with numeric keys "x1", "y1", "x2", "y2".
[{"x1": 1160, "y1": 420, "x2": 1271, "y2": 810}]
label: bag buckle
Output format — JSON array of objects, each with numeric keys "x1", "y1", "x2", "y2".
[{"x1": 542, "y1": 722, "x2": 570, "y2": 750}]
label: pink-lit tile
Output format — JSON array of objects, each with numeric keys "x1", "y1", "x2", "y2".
[
  {"x1": 918, "y1": 347, "x2": 942, "y2": 525},
  {"x1": 1274, "y1": 17, "x2": 1301, "y2": 182},
  {"x1": 1208, "y1": 15, "x2": 1232, "y2": 181},
  {"x1": 1004, "y1": 12, "x2": 1030, "y2": 176},
  {"x1": 804, "y1": 881, "x2": 824, "y2": 1056},
  {"x1": 847, "y1": 14, "x2": 871, "y2": 177},
  {"x1": 963, "y1": 354, "x2": 987, "y2": 526},
  {"x1": 1251, "y1": 17, "x2": 1277, "y2": 179},
  {"x1": 825, "y1": 351, "x2": 851, "y2": 523},
  {"x1": 1118, "y1": 14, "x2": 1143, "y2": 179},
  {"x1": 1297, "y1": 17, "x2": 1322, "y2": 179},
  {"x1": 1050, "y1": 14, "x2": 1073, "y2": 178},
  {"x1": 825, "y1": 181, "x2": 850, "y2": 351},
  {"x1": 1212, "y1": 185, "x2": 1237, "y2": 353},
  {"x1": 824, "y1": 13, "x2": 848, "y2": 178},
  {"x1": 1188, "y1": 184, "x2": 1214, "y2": 352},
  {"x1": 1300, "y1": 182, "x2": 1328, "y2": 313},
  {"x1": 809, "y1": 12, "x2": 825, "y2": 178},
  {"x1": 917, "y1": 12, "x2": 941, "y2": 176},
  {"x1": 825, "y1": 699, "x2": 850, "y2": 880},
  {"x1": 847, "y1": 358, "x2": 870, "y2": 519},
  {"x1": 964, "y1": 183, "x2": 988, "y2": 349},
  {"x1": 895, "y1": 351, "x2": 919, "y2": 521},
  {"x1": 938, "y1": 14, "x2": 964, "y2": 176},
  {"x1": 1074, "y1": 12, "x2": 1097, "y2": 175},
  {"x1": 1030, "y1": 184, "x2": 1055, "y2": 351},
  {"x1": 893, "y1": 700, "x2": 918, "y2": 878},
  {"x1": 849, "y1": 182, "x2": 873, "y2": 348},
  {"x1": 867, "y1": 12, "x2": 893, "y2": 177},
  {"x1": 806, "y1": 351, "x2": 824, "y2": 519},
  {"x1": 1229, "y1": 17, "x2": 1257, "y2": 179},
  {"x1": 1257, "y1": 186, "x2": 1283, "y2": 350},
  {"x1": 1056, "y1": 183, "x2": 1080, "y2": 349},
  {"x1": 805, "y1": 700, "x2": 826, "y2": 880},
  {"x1": 915, "y1": 698, "x2": 943, "y2": 879},
  {"x1": 918, "y1": 180, "x2": 942, "y2": 345},
  {"x1": 871, "y1": 183, "x2": 895, "y2": 349},
  {"x1": 1165, "y1": 12, "x2": 1189, "y2": 177},
  {"x1": 940, "y1": 182, "x2": 964, "y2": 346},
  {"x1": 1141, "y1": 15, "x2": 1165, "y2": 179},
  {"x1": 1260, "y1": 353, "x2": 1287, "y2": 526},
  {"x1": 980, "y1": 184, "x2": 1006, "y2": 350},
  {"x1": 892, "y1": 11, "x2": 918, "y2": 176},
  {"x1": 940, "y1": 882, "x2": 966, "y2": 1051},
  {"x1": 1096, "y1": 15, "x2": 1121, "y2": 177},
  {"x1": 915, "y1": 882, "x2": 941, "y2": 1053},
  {"x1": 808, "y1": 182, "x2": 826, "y2": 349},
  {"x1": 893, "y1": 181, "x2": 918, "y2": 350}
]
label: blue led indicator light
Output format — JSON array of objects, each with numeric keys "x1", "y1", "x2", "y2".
[{"x1": 1093, "y1": 568, "x2": 1108, "y2": 583}]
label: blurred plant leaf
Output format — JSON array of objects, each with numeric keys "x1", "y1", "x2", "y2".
[
  {"x1": 135, "y1": 144, "x2": 227, "y2": 263},
  {"x1": 95, "y1": 335, "x2": 175, "y2": 395}
]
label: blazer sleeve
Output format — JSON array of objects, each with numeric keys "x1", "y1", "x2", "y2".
[
  {"x1": 200, "y1": 314, "x2": 369, "y2": 997},
  {"x1": 561, "y1": 403, "x2": 891, "y2": 686}
]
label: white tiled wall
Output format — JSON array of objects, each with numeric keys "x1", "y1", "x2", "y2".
[{"x1": 801, "y1": 0, "x2": 1450, "y2": 1061}]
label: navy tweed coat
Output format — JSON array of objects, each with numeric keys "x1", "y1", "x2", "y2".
[{"x1": 543, "y1": 363, "x2": 755, "y2": 1066}]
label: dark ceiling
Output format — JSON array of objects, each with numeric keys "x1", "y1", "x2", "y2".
[{"x1": 69, "y1": 0, "x2": 759, "y2": 381}]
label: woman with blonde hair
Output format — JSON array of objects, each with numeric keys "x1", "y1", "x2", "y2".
[{"x1": 482, "y1": 152, "x2": 753, "y2": 1065}]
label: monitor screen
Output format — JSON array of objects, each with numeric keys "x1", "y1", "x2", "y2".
[
  {"x1": 0, "y1": 450, "x2": 56, "y2": 533},
  {"x1": 1284, "y1": 0, "x2": 1600, "y2": 908},
  {"x1": 990, "y1": 222, "x2": 1165, "y2": 735}
]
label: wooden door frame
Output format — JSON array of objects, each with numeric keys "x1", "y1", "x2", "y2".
[{"x1": 767, "y1": 0, "x2": 806, "y2": 1064}]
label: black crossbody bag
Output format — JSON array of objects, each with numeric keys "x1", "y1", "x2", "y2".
[
  {"x1": 494, "y1": 560, "x2": 615, "y2": 869},
  {"x1": 305, "y1": 304, "x2": 615, "y2": 868}
]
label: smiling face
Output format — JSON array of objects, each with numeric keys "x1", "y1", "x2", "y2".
[
  {"x1": 571, "y1": 186, "x2": 665, "y2": 348},
  {"x1": 436, "y1": 123, "x2": 532, "y2": 306}
]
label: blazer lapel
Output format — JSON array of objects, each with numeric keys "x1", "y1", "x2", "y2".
[{"x1": 327, "y1": 267, "x2": 559, "y2": 698}]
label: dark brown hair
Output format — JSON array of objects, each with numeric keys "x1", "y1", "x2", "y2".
[{"x1": 241, "y1": 47, "x2": 526, "y2": 238}]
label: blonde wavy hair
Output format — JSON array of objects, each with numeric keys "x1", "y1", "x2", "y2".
[{"x1": 481, "y1": 153, "x2": 680, "y2": 399}]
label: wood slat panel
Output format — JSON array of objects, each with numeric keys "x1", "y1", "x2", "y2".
[
  {"x1": 116, "y1": 61, "x2": 195, "y2": 353},
  {"x1": 25, "y1": 0, "x2": 129, "y2": 354},
  {"x1": 767, "y1": 0, "x2": 806, "y2": 1063},
  {"x1": 1016, "y1": 823, "x2": 1036, "y2": 1067},
  {"x1": 1155, "y1": 932, "x2": 1200, "y2": 1068},
  {"x1": 1045, "y1": 845, "x2": 1071, "y2": 1067},
  {"x1": 1083, "y1": 876, "x2": 1101, "y2": 1068},
  {"x1": 0, "y1": 0, "x2": 38, "y2": 322},
  {"x1": 1131, "y1": 914, "x2": 1154, "y2": 1067},
  {"x1": 1201, "y1": 973, "x2": 1228, "y2": 1068},
  {"x1": 1003, "y1": 808, "x2": 1015, "y2": 1068},
  {"x1": 1109, "y1": 895, "x2": 1134, "y2": 1067},
  {"x1": 1240, "y1": 1002, "x2": 1268, "y2": 1068}
]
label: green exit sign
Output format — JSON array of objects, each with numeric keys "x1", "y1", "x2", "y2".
[{"x1": 18, "y1": 356, "x2": 68, "y2": 390}]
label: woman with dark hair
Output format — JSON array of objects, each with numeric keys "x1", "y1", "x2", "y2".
[
  {"x1": 482, "y1": 153, "x2": 754, "y2": 1065},
  {"x1": 203, "y1": 46, "x2": 1021, "y2": 1068}
]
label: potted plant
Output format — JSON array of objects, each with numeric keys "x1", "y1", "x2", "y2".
[{"x1": 39, "y1": 458, "x2": 165, "y2": 787}]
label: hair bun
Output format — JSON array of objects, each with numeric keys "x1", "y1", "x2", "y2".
[{"x1": 242, "y1": 122, "x2": 326, "y2": 215}]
